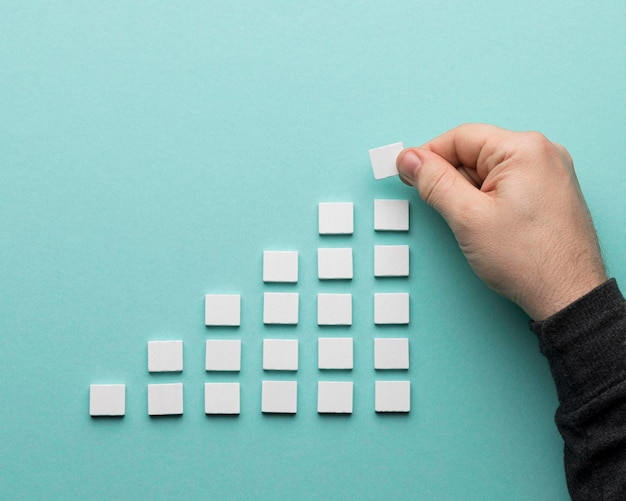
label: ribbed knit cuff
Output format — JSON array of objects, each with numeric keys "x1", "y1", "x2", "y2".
[{"x1": 530, "y1": 279, "x2": 626, "y2": 411}]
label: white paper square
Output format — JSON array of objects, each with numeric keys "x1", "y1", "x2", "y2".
[
  {"x1": 317, "y1": 382, "x2": 353, "y2": 414},
  {"x1": 204, "y1": 383, "x2": 240, "y2": 415},
  {"x1": 263, "y1": 251, "x2": 298, "y2": 283},
  {"x1": 205, "y1": 340, "x2": 241, "y2": 371},
  {"x1": 148, "y1": 383, "x2": 183, "y2": 416},
  {"x1": 317, "y1": 294, "x2": 352, "y2": 326},
  {"x1": 205, "y1": 294, "x2": 241, "y2": 326},
  {"x1": 374, "y1": 199, "x2": 409, "y2": 231},
  {"x1": 263, "y1": 339, "x2": 298, "y2": 371},
  {"x1": 262, "y1": 381, "x2": 297, "y2": 414},
  {"x1": 374, "y1": 245, "x2": 409, "y2": 277},
  {"x1": 374, "y1": 338, "x2": 409, "y2": 369},
  {"x1": 369, "y1": 142, "x2": 404, "y2": 180},
  {"x1": 318, "y1": 247, "x2": 353, "y2": 280},
  {"x1": 319, "y1": 202, "x2": 354, "y2": 235},
  {"x1": 263, "y1": 293, "x2": 299, "y2": 324},
  {"x1": 148, "y1": 340, "x2": 183, "y2": 372},
  {"x1": 374, "y1": 293, "x2": 409, "y2": 324},
  {"x1": 375, "y1": 381, "x2": 410, "y2": 412},
  {"x1": 318, "y1": 338, "x2": 353, "y2": 370},
  {"x1": 90, "y1": 384, "x2": 125, "y2": 416}
]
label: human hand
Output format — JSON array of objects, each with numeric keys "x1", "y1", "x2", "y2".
[{"x1": 396, "y1": 123, "x2": 607, "y2": 321}]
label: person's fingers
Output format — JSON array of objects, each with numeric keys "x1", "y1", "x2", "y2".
[
  {"x1": 421, "y1": 123, "x2": 512, "y2": 175},
  {"x1": 397, "y1": 147, "x2": 486, "y2": 224}
]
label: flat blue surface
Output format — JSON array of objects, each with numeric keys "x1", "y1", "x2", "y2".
[{"x1": 1, "y1": 2, "x2": 624, "y2": 499}]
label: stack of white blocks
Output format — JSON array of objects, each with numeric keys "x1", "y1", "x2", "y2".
[{"x1": 89, "y1": 142, "x2": 411, "y2": 418}]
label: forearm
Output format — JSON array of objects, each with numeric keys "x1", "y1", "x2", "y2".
[{"x1": 530, "y1": 279, "x2": 626, "y2": 500}]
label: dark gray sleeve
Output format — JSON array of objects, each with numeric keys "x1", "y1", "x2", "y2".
[{"x1": 530, "y1": 278, "x2": 626, "y2": 500}]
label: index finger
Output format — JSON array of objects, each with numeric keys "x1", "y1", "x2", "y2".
[{"x1": 421, "y1": 123, "x2": 513, "y2": 171}]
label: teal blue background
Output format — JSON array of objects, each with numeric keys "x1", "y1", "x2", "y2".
[{"x1": 1, "y1": 1, "x2": 624, "y2": 499}]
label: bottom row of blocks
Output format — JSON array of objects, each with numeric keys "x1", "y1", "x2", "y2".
[{"x1": 90, "y1": 381, "x2": 410, "y2": 416}]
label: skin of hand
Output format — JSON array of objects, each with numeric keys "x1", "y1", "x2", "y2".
[{"x1": 396, "y1": 123, "x2": 607, "y2": 321}]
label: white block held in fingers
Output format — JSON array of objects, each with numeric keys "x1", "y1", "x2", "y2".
[
  {"x1": 262, "y1": 381, "x2": 298, "y2": 414},
  {"x1": 204, "y1": 383, "x2": 240, "y2": 415},
  {"x1": 317, "y1": 382, "x2": 353, "y2": 414},
  {"x1": 374, "y1": 245, "x2": 409, "y2": 277},
  {"x1": 375, "y1": 338, "x2": 409, "y2": 369},
  {"x1": 205, "y1": 340, "x2": 241, "y2": 371},
  {"x1": 317, "y1": 294, "x2": 352, "y2": 325},
  {"x1": 318, "y1": 337, "x2": 353, "y2": 369},
  {"x1": 148, "y1": 383, "x2": 183, "y2": 416},
  {"x1": 374, "y1": 199, "x2": 409, "y2": 231},
  {"x1": 148, "y1": 340, "x2": 183, "y2": 372},
  {"x1": 375, "y1": 381, "x2": 410, "y2": 412},
  {"x1": 263, "y1": 293, "x2": 299, "y2": 324},
  {"x1": 369, "y1": 142, "x2": 404, "y2": 180},
  {"x1": 263, "y1": 339, "x2": 299, "y2": 371},
  {"x1": 90, "y1": 384, "x2": 126, "y2": 416},
  {"x1": 374, "y1": 293, "x2": 409, "y2": 324},
  {"x1": 205, "y1": 294, "x2": 241, "y2": 326},
  {"x1": 263, "y1": 251, "x2": 298, "y2": 283},
  {"x1": 318, "y1": 202, "x2": 354, "y2": 235},
  {"x1": 318, "y1": 248, "x2": 353, "y2": 280}
]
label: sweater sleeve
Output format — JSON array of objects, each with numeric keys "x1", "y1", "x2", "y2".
[{"x1": 530, "y1": 278, "x2": 626, "y2": 500}]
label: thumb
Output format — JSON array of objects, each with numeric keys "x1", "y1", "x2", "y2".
[{"x1": 396, "y1": 148, "x2": 483, "y2": 224}]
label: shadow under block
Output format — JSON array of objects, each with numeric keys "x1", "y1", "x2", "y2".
[
  {"x1": 148, "y1": 340, "x2": 183, "y2": 373},
  {"x1": 318, "y1": 337, "x2": 353, "y2": 369},
  {"x1": 148, "y1": 383, "x2": 184, "y2": 416},
  {"x1": 317, "y1": 293, "x2": 353, "y2": 326},
  {"x1": 89, "y1": 384, "x2": 126, "y2": 417},
  {"x1": 318, "y1": 202, "x2": 354, "y2": 235},
  {"x1": 204, "y1": 383, "x2": 240, "y2": 415},
  {"x1": 317, "y1": 381, "x2": 353, "y2": 414},
  {"x1": 369, "y1": 142, "x2": 404, "y2": 180},
  {"x1": 374, "y1": 199, "x2": 409, "y2": 231},
  {"x1": 375, "y1": 381, "x2": 411, "y2": 413},
  {"x1": 205, "y1": 340, "x2": 241, "y2": 371},
  {"x1": 205, "y1": 294, "x2": 241, "y2": 326},
  {"x1": 374, "y1": 293, "x2": 410, "y2": 324},
  {"x1": 263, "y1": 292, "x2": 299, "y2": 325},
  {"x1": 374, "y1": 245, "x2": 409, "y2": 277},
  {"x1": 263, "y1": 251, "x2": 298, "y2": 283},
  {"x1": 262, "y1": 381, "x2": 298, "y2": 414},
  {"x1": 263, "y1": 339, "x2": 299, "y2": 371},
  {"x1": 317, "y1": 247, "x2": 353, "y2": 280},
  {"x1": 374, "y1": 338, "x2": 409, "y2": 369}
]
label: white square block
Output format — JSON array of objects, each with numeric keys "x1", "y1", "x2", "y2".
[
  {"x1": 263, "y1": 251, "x2": 298, "y2": 283},
  {"x1": 375, "y1": 338, "x2": 409, "y2": 369},
  {"x1": 369, "y1": 142, "x2": 404, "y2": 180},
  {"x1": 263, "y1": 339, "x2": 298, "y2": 371},
  {"x1": 318, "y1": 338, "x2": 353, "y2": 369},
  {"x1": 317, "y1": 294, "x2": 352, "y2": 326},
  {"x1": 205, "y1": 294, "x2": 241, "y2": 326},
  {"x1": 148, "y1": 383, "x2": 183, "y2": 416},
  {"x1": 374, "y1": 199, "x2": 409, "y2": 231},
  {"x1": 205, "y1": 340, "x2": 241, "y2": 371},
  {"x1": 319, "y1": 202, "x2": 354, "y2": 235},
  {"x1": 204, "y1": 383, "x2": 240, "y2": 415},
  {"x1": 317, "y1": 382, "x2": 353, "y2": 414},
  {"x1": 262, "y1": 381, "x2": 297, "y2": 414},
  {"x1": 374, "y1": 245, "x2": 409, "y2": 277},
  {"x1": 374, "y1": 293, "x2": 409, "y2": 324},
  {"x1": 263, "y1": 292, "x2": 299, "y2": 324},
  {"x1": 148, "y1": 340, "x2": 183, "y2": 372},
  {"x1": 375, "y1": 381, "x2": 410, "y2": 412},
  {"x1": 90, "y1": 384, "x2": 125, "y2": 416},
  {"x1": 318, "y1": 248, "x2": 353, "y2": 280}
]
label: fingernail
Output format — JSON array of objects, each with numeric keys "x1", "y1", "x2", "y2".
[{"x1": 397, "y1": 150, "x2": 422, "y2": 183}]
